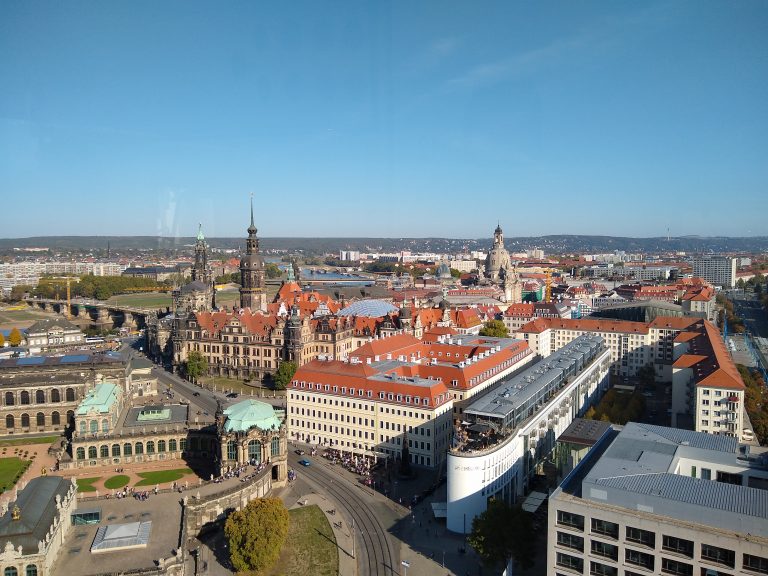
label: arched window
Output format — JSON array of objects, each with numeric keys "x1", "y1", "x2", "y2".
[
  {"x1": 79, "y1": 421, "x2": 86, "y2": 434},
  {"x1": 51, "y1": 389, "x2": 61, "y2": 403},
  {"x1": 88, "y1": 446, "x2": 97, "y2": 459},
  {"x1": 76, "y1": 447, "x2": 85, "y2": 460},
  {"x1": 26, "y1": 565, "x2": 37, "y2": 576},
  {"x1": 5, "y1": 415, "x2": 14, "y2": 429},
  {"x1": 89, "y1": 420, "x2": 98, "y2": 433},
  {"x1": 248, "y1": 440, "x2": 261, "y2": 463},
  {"x1": 35, "y1": 390, "x2": 45, "y2": 404},
  {"x1": 123, "y1": 443, "x2": 132, "y2": 456},
  {"x1": 180, "y1": 438, "x2": 188, "y2": 452},
  {"x1": 169, "y1": 439, "x2": 177, "y2": 452},
  {"x1": 51, "y1": 411, "x2": 60, "y2": 426},
  {"x1": 227, "y1": 440, "x2": 237, "y2": 460},
  {"x1": 21, "y1": 413, "x2": 29, "y2": 428},
  {"x1": 36, "y1": 413, "x2": 45, "y2": 427},
  {"x1": 4, "y1": 391, "x2": 14, "y2": 406},
  {"x1": 271, "y1": 436, "x2": 280, "y2": 457},
  {"x1": 20, "y1": 391, "x2": 30, "y2": 405},
  {"x1": 146, "y1": 441, "x2": 155, "y2": 454},
  {"x1": 65, "y1": 388, "x2": 75, "y2": 401},
  {"x1": 135, "y1": 442, "x2": 143, "y2": 455},
  {"x1": 4, "y1": 567, "x2": 17, "y2": 576},
  {"x1": 100, "y1": 445, "x2": 109, "y2": 458},
  {"x1": 112, "y1": 444, "x2": 121, "y2": 457},
  {"x1": 157, "y1": 440, "x2": 166, "y2": 453},
  {"x1": 101, "y1": 419, "x2": 109, "y2": 433}
]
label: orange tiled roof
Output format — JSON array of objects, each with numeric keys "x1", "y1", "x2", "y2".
[{"x1": 673, "y1": 354, "x2": 708, "y2": 369}]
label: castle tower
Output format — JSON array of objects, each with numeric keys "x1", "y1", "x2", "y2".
[
  {"x1": 191, "y1": 224, "x2": 213, "y2": 286},
  {"x1": 240, "y1": 197, "x2": 267, "y2": 311}
]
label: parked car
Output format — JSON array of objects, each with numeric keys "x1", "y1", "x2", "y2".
[
  {"x1": 192, "y1": 392, "x2": 200, "y2": 397},
  {"x1": 226, "y1": 392, "x2": 239, "y2": 398}
]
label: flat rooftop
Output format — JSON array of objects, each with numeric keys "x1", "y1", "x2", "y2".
[{"x1": 571, "y1": 422, "x2": 768, "y2": 537}]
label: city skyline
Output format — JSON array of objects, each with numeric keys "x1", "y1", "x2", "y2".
[{"x1": 2, "y1": 1, "x2": 767, "y2": 239}]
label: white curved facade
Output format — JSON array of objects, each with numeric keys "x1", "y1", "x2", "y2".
[{"x1": 447, "y1": 342, "x2": 611, "y2": 533}]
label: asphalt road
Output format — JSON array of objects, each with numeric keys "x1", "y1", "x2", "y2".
[{"x1": 289, "y1": 452, "x2": 399, "y2": 576}]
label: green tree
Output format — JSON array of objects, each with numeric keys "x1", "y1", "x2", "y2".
[
  {"x1": 184, "y1": 351, "x2": 208, "y2": 381},
  {"x1": 273, "y1": 361, "x2": 297, "y2": 390},
  {"x1": 479, "y1": 319, "x2": 509, "y2": 338},
  {"x1": 265, "y1": 263, "x2": 282, "y2": 279},
  {"x1": 450, "y1": 268, "x2": 462, "y2": 278},
  {"x1": 9, "y1": 285, "x2": 33, "y2": 302},
  {"x1": 225, "y1": 497, "x2": 289, "y2": 574},
  {"x1": 468, "y1": 499, "x2": 534, "y2": 570},
  {"x1": 8, "y1": 328, "x2": 22, "y2": 347}
]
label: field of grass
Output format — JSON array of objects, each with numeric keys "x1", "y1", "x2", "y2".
[
  {"x1": 0, "y1": 457, "x2": 32, "y2": 492},
  {"x1": 0, "y1": 435, "x2": 59, "y2": 447},
  {"x1": 107, "y1": 293, "x2": 172, "y2": 309},
  {"x1": 134, "y1": 467, "x2": 194, "y2": 486},
  {"x1": 76, "y1": 477, "x2": 102, "y2": 492},
  {"x1": 268, "y1": 505, "x2": 338, "y2": 576},
  {"x1": 104, "y1": 475, "x2": 130, "y2": 489}
]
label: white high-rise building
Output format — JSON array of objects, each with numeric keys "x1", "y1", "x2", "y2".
[{"x1": 692, "y1": 255, "x2": 737, "y2": 288}]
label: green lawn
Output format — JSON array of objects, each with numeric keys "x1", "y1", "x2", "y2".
[
  {"x1": 104, "y1": 475, "x2": 130, "y2": 489},
  {"x1": 0, "y1": 457, "x2": 31, "y2": 492},
  {"x1": 76, "y1": 477, "x2": 102, "y2": 492},
  {"x1": 107, "y1": 293, "x2": 172, "y2": 309},
  {"x1": 0, "y1": 436, "x2": 59, "y2": 447},
  {"x1": 134, "y1": 467, "x2": 193, "y2": 487},
  {"x1": 268, "y1": 505, "x2": 338, "y2": 576}
]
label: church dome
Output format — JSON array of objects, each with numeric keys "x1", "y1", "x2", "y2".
[{"x1": 223, "y1": 400, "x2": 282, "y2": 433}]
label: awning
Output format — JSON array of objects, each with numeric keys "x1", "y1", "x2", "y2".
[
  {"x1": 431, "y1": 502, "x2": 447, "y2": 518},
  {"x1": 521, "y1": 491, "x2": 548, "y2": 513}
]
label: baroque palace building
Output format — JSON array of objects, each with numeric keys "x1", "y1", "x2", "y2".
[{"x1": 0, "y1": 352, "x2": 128, "y2": 436}]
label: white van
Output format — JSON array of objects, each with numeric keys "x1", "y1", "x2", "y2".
[{"x1": 742, "y1": 429, "x2": 755, "y2": 442}]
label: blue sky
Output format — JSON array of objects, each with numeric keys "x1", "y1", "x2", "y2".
[{"x1": 1, "y1": 1, "x2": 767, "y2": 239}]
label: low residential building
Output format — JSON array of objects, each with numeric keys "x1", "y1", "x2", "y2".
[
  {"x1": 672, "y1": 320, "x2": 746, "y2": 437},
  {"x1": 24, "y1": 318, "x2": 84, "y2": 352},
  {"x1": 548, "y1": 422, "x2": 768, "y2": 576},
  {"x1": 447, "y1": 335, "x2": 611, "y2": 533}
]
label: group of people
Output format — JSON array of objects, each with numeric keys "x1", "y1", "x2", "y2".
[{"x1": 322, "y1": 449, "x2": 372, "y2": 476}]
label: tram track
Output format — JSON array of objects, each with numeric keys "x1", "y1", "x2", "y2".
[{"x1": 295, "y1": 458, "x2": 397, "y2": 576}]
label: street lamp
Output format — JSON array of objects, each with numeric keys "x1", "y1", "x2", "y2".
[{"x1": 401, "y1": 560, "x2": 410, "y2": 576}]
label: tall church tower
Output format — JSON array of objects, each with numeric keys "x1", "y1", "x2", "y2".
[
  {"x1": 191, "y1": 224, "x2": 213, "y2": 286},
  {"x1": 239, "y1": 197, "x2": 266, "y2": 311}
]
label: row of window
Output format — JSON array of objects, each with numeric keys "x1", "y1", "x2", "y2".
[
  {"x1": 556, "y1": 511, "x2": 768, "y2": 573},
  {"x1": 5, "y1": 411, "x2": 69, "y2": 429},
  {"x1": 224, "y1": 438, "x2": 280, "y2": 461},
  {"x1": 3, "y1": 388, "x2": 76, "y2": 405},
  {"x1": 76, "y1": 438, "x2": 187, "y2": 459},
  {"x1": 2, "y1": 566, "x2": 36, "y2": 576}
]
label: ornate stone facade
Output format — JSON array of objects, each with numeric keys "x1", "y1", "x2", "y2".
[{"x1": 484, "y1": 224, "x2": 522, "y2": 303}]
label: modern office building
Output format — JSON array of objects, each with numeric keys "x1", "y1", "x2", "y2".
[
  {"x1": 692, "y1": 255, "x2": 737, "y2": 288},
  {"x1": 446, "y1": 334, "x2": 611, "y2": 533},
  {"x1": 548, "y1": 422, "x2": 768, "y2": 576}
]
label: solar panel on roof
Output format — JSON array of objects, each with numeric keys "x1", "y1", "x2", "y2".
[
  {"x1": 17, "y1": 357, "x2": 45, "y2": 365},
  {"x1": 61, "y1": 354, "x2": 90, "y2": 363}
]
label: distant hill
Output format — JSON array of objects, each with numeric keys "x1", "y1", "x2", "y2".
[{"x1": 1, "y1": 235, "x2": 767, "y2": 255}]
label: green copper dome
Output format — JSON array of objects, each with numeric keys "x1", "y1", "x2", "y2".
[{"x1": 223, "y1": 399, "x2": 282, "y2": 433}]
